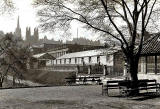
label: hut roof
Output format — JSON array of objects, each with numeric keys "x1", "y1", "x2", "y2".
[
  {"x1": 33, "y1": 53, "x2": 55, "y2": 60},
  {"x1": 140, "y1": 33, "x2": 160, "y2": 55},
  {"x1": 57, "y1": 47, "x2": 120, "y2": 59}
]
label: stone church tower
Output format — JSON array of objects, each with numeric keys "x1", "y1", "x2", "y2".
[
  {"x1": 34, "y1": 28, "x2": 39, "y2": 42},
  {"x1": 26, "y1": 27, "x2": 31, "y2": 42},
  {"x1": 25, "y1": 27, "x2": 39, "y2": 44},
  {"x1": 14, "y1": 16, "x2": 22, "y2": 38}
]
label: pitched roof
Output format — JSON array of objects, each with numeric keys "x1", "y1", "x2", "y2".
[
  {"x1": 33, "y1": 53, "x2": 55, "y2": 60},
  {"x1": 140, "y1": 32, "x2": 160, "y2": 55},
  {"x1": 57, "y1": 47, "x2": 120, "y2": 59}
]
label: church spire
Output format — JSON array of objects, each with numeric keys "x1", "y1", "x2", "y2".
[
  {"x1": 14, "y1": 16, "x2": 22, "y2": 38},
  {"x1": 17, "y1": 16, "x2": 20, "y2": 29}
]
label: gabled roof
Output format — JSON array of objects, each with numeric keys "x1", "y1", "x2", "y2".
[
  {"x1": 33, "y1": 53, "x2": 55, "y2": 60},
  {"x1": 140, "y1": 33, "x2": 160, "y2": 55},
  {"x1": 33, "y1": 53, "x2": 46, "y2": 58}
]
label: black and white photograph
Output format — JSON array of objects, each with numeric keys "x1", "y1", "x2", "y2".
[{"x1": 0, "y1": 0, "x2": 160, "y2": 109}]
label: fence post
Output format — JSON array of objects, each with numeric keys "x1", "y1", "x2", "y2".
[
  {"x1": 76, "y1": 65, "x2": 80, "y2": 76},
  {"x1": 88, "y1": 65, "x2": 91, "y2": 75},
  {"x1": 103, "y1": 65, "x2": 107, "y2": 76}
]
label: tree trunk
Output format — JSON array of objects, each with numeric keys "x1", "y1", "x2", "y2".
[
  {"x1": 13, "y1": 76, "x2": 15, "y2": 87},
  {"x1": 127, "y1": 56, "x2": 139, "y2": 95},
  {"x1": 129, "y1": 60, "x2": 138, "y2": 82},
  {"x1": 0, "y1": 82, "x2": 2, "y2": 87}
]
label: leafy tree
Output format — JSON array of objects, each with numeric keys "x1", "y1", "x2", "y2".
[
  {"x1": 0, "y1": 33, "x2": 31, "y2": 87},
  {"x1": 34, "y1": 0, "x2": 160, "y2": 93}
]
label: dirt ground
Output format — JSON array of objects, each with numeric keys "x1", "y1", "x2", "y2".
[{"x1": 0, "y1": 85, "x2": 160, "y2": 109}]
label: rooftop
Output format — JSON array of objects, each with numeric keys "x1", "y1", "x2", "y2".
[
  {"x1": 140, "y1": 33, "x2": 160, "y2": 55},
  {"x1": 57, "y1": 47, "x2": 120, "y2": 59}
]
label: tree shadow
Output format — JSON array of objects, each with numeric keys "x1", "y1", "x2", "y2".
[
  {"x1": 106, "y1": 92, "x2": 160, "y2": 101},
  {"x1": 129, "y1": 92, "x2": 160, "y2": 101}
]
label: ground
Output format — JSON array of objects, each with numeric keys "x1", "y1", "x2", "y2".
[{"x1": 0, "y1": 85, "x2": 160, "y2": 109}]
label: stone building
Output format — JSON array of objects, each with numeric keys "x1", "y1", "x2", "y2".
[{"x1": 25, "y1": 27, "x2": 39, "y2": 45}]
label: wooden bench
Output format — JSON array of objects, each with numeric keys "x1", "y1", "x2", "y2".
[
  {"x1": 102, "y1": 79, "x2": 160, "y2": 97},
  {"x1": 77, "y1": 76, "x2": 101, "y2": 85},
  {"x1": 65, "y1": 76, "x2": 101, "y2": 85},
  {"x1": 119, "y1": 79, "x2": 160, "y2": 97},
  {"x1": 102, "y1": 80, "x2": 123, "y2": 96}
]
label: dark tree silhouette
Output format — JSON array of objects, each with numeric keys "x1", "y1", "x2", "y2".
[{"x1": 0, "y1": 33, "x2": 31, "y2": 87}]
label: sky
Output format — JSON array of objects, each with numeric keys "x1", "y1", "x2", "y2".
[{"x1": 0, "y1": 0, "x2": 99, "y2": 41}]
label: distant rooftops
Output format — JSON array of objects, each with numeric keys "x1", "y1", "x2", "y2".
[{"x1": 31, "y1": 43, "x2": 105, "y2": 55}]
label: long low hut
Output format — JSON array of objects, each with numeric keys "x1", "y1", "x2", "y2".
[
  {"x1": 46, "y1": 47, "x2": 124, "y2": 77},
  {"x1": 138, "y1": 33, "x2": 160, "y2": 82}
]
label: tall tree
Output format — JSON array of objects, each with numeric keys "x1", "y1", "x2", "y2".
[
  {"x1": 0, "y1": 0, "x2": 15, "y2": 87},
  {"x1": 0, "y1": 33, "x2": 31, "y2": 87},
  {"x1": 34, "y1": 0, "x2": 159, "y2": 86}
]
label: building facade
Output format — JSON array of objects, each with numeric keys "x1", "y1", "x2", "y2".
[
  {"x1": 138, "y1": 33, "x2": 160, "y2": 82},
  {"x1": 44, "y1": 47, "x2": 124, "y2": 76}
]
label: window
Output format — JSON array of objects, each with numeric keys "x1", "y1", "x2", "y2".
[
  {"x1": 147, "y1": 56, "x2": 155, "y2": 73},
  {"x1": 157, "y1": 56, "x2": 160, "y2": 74}
]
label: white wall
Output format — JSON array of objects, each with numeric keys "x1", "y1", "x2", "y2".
[
  {"x1": 77, "y1": 58, "x2": 82, "y2": 64},
  {"x1": 91, "y1": 56, "x2": 97, "y2": 64},
  {"x1": 100, "y1": 56, "x2": 107, "y2": 65},
  {"x1": 66, "y1": 58, "x2": 70, "y2": 64},
  {"x1": 61, "y1": 59, "x2": 64, "y2": 64},
  {"x1": 57, "y1": 60, "x2": 60, "y2": 64},
  {"x1": 53, "y1": 60, "x2": 56, "y2": 64},
  {"x1": 71, "y1": 58, "x2": 75, "y2": 64},
  {"x1": 84, "y1": 57, "x2": 89, "y2": 64}
]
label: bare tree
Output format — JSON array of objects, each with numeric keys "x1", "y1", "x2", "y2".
[{"x1": 34, "y1": 0, "x2": 159, "y2": 89}]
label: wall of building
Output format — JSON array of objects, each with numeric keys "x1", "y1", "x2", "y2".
[
  {"x1": 100, "y1": 56, "x2": 107, "y2": 65},
  {"x1": 34, "y1": 48, "x2": 124, "y2": 77},
  {"x1": 52, "y1": 55, "x2": 114, "y2": 66}
]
